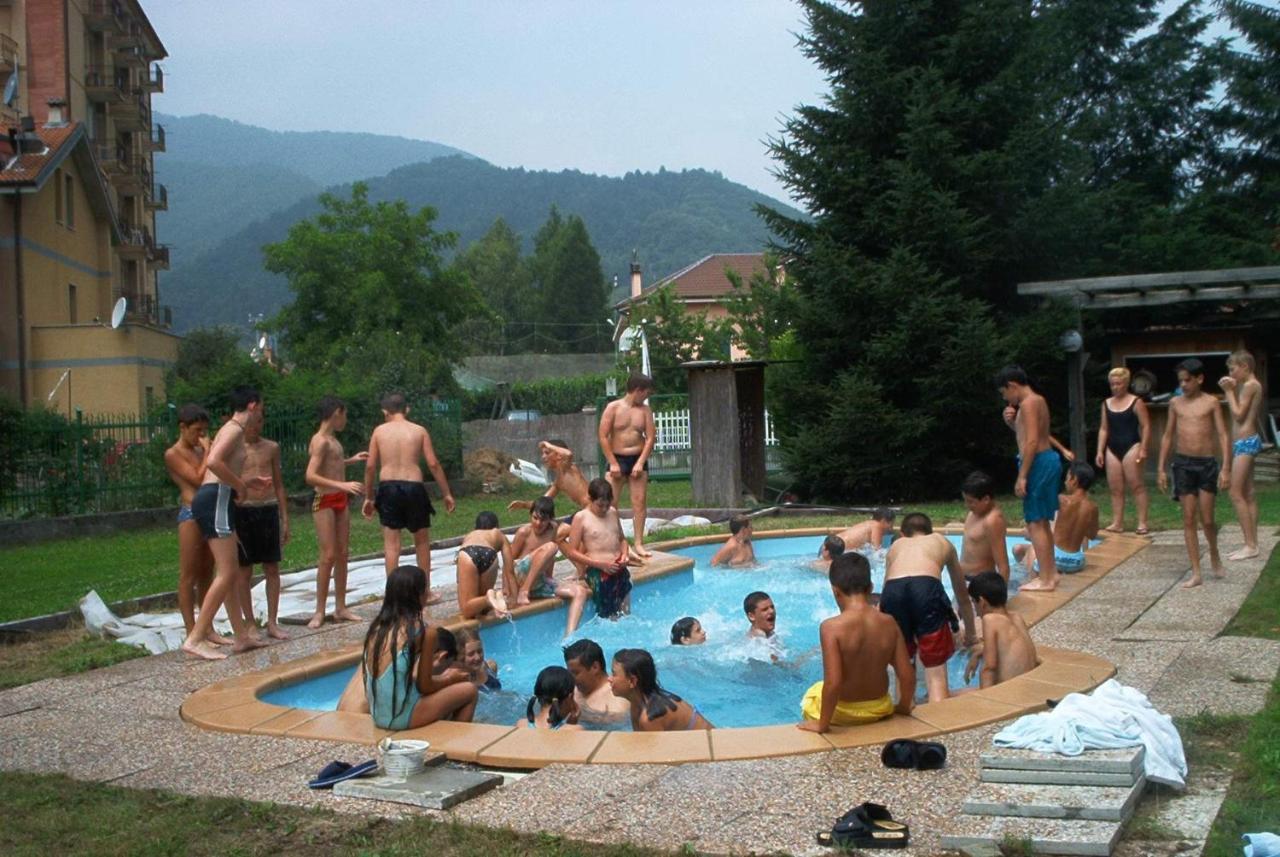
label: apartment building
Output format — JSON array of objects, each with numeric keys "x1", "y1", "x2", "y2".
[{"x1": 0, "y1": 0, "x2": 175, "y2": 415}]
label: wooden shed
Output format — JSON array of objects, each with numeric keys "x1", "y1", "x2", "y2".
[{"x1": 683, "y1": 360, "x2": 769, "y2": 506}]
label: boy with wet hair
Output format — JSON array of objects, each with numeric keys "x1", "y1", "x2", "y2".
[
  {"x1": 1219, "y1": 350, "x2": 1263, "y2": 560},
  {"x1": 836, "y1": 508, "x2": 896, "y2": 551},
  {"x1": 306, "y1": 396, "x2": 368, "y2": 628},
  {"x1": 744, "y1": 591, "x2": 777, "y2": 639},
  {"x1": 960, "y1": 471, "x2": 1011, "y2": 582},
  {"x1": 710, "y1": 515, "x2": 757, "y2": 567},
  {"x1": 799, "y1": 552, "x2": 915, "y2": 732},
  {"x1": 997, "y1": 366, "x2": 1062, "y2": 592},
  {"x1": 882, "y1": 512, "x2": 978, "y2": 701},
  {"x1": 811, "y1": 533, "x2": 846, "y2": 572},
  {"x1": 562, "y1": 478, "x2": 632, "y2": 625},
  {"x1": 598, "y1": 373, "x2": 657, "y2": 558},
  {"x1": 363, "y1": 392, "x2": 456, "y2": 602},
  {"x1": 1014, "y1": 462, "x2": 1099, "y2": 574},
  {"x1": 964, "y1": 571, "x2": 1037, "y2": 688},
  {"x1": 1158, "y1": 358, "x2": 1231, "y2": 588},
  {"x1": 235, "y1": 415, "x2": 289, "y2": 639},
  {"x1": 164, "y1": 404, "x2": 220, "y2": 643},
  {"x1": 508, "y1": 439, "x2": 591, "y2": 513},
  {"x1": 563, "y1": 638, "x2": 630, "y2": 724}
]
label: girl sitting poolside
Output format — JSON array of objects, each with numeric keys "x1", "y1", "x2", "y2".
[
  {"x1": 456, "y1": 511, "x2": 517, "y2": 620},
  {"x1": 609, "y1": 648, "x2": 714, "y2": 731},
  {"x1": 361, "y1": 565, "x2": 478, "y2": 730},
  {"x1": 524, "y1": 666, "x2": 583, "y2": 730}
]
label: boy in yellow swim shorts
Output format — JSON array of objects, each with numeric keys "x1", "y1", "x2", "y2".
[{"x1": 798, "y1": 553, "x2": 916, "y2": 732}]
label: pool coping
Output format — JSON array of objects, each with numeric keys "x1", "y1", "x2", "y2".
[{"x1": 180, "y1": 528, "x2": 1149, "y2": 768}]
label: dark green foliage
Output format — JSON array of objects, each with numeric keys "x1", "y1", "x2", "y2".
[
  {"x1": 460, "y1": 373, "x2": 624, "y2": 421},
  {"x1": 622, "y1": 285, "x2": 723, "y2": 392},
  {"x1": 453, "y1": 218, "x2": 532, "y2": 324},
  {"x1": 527, "y1": 208, "x2": 611, "y2": 353}
]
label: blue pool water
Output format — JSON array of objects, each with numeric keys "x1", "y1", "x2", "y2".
[{"x1": 262, "y1": 533, "x2": 1058, "y2": 727}]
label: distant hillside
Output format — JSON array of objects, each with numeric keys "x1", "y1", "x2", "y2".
[
  {"x1": 154, "y1": 113, "x2": 476, "y2": 261},
  {"x1": 162, "y1": 156, "x2": 802, "y2": 333}
]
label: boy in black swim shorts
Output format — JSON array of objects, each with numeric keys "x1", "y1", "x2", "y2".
[
  {"x1": 598, "y1": 373, "x2": 657, "y2": 558},
  {"x1": 236, "y1": 417, "x2": 289, "y2": 639}
]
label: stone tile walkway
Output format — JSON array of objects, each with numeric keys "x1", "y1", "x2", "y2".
[{"x1": 0, "y1": 526, "x2": 1274, "y2": 856}]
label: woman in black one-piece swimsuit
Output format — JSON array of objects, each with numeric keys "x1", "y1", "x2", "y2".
[{"x1": 1094, "y1": 367, "x2": 1151, "y2": 534}]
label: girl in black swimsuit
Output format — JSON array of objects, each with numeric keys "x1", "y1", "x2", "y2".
[
  {"x1": 456, "y1": 511, "x2": 517, "y2": 619},
  {"x1": 1094, "y1": 368, "x2": 1150, "y2": 534}
]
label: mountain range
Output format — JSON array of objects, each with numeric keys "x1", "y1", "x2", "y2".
[{"x1": 154, "y1": 114, "x2": 802, "y2": 333}]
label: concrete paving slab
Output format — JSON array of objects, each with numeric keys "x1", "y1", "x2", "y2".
[
  {"x1": 961, "y1": 778, "x2": 1145, "y2": 822},
  {"x1": 333, "y1": 766, "x2": 502, "y2": 809},
  {"x1": 980, "y1": 746, "x2": 1144, "y2": 777},
  {"x1": 941, "y1": 815, "x2": 1123, "y2": 856},
  {"x1": 983, "y1": 768, "x2": 1141, "y2": 788}
]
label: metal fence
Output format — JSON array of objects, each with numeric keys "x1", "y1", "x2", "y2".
[{"x1": 0, "y1": 400, "x2": 462, "y2": 520}]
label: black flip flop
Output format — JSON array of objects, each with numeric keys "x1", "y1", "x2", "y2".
[
  {"x1": 816, "y1": 802, "x2": 910, "y2": 849},
  {"x1": 880, "y1": 739, "x2": 918, "y2": 769},
  {"x1": 915, "y1": 741, "x2": 947, "y2": 770}
]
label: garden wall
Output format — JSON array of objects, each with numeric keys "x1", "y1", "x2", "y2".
[{"x1": 463, "y1": 409, "x2": 602, "y2": 480}]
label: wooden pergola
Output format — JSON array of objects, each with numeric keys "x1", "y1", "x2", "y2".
[{"x1": 1017, "y1": 266, "x2": 1280, "y2": 459}]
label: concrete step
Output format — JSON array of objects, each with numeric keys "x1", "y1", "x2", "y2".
[
  {"x1": 961, "y1": 778, "x2": 1146, "y2": 823},
  {"x1": 333, "y1": 765, "x2": 503, "y2": 809},
  {"x1": 982, "y1": 768, "x2": 1139, "y2": 787},
  {"x1": 980, "y1": 746, "x2": 1144, "y2": 787},
  {"x1": 941, "y1": 816, "x2": 1123, "y2": 856}
]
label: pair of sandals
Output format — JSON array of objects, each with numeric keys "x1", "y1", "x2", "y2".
[
  {"x1": 880, "y1": 738, "x2": 947, "y2": 770},
  {"x1": 308, "y1": 759, "x2": 378, "y2": 789},
  {"x1": 816, "y1": 802, "x2": 909, "y2": 849}
]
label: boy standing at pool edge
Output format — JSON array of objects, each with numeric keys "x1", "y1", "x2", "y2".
[
  {"x1": 235, "y1": 416, "x2": 289, "y2": 639},
  {"x1": 1219, "y1": 350, "x2": 1263, "y2": 561},
  {"x1": 164, "y1": 404, "x2": 220, "y2": 643},
  {"x1": 1158, "y1": 358, "x2": 1230, "y2": 588},
  {"x1": 306, "y1": 396, "x2": 368, "y2": 628},
  {"x1": 997, "y1": 366, "x2": 1061, "y2": 592},
  {"x1": 599, "y1": 373, "x2": 657, "y2": 558},
  {"x1": 799, "y1": 553, "x2": 915, "y2": 732}
]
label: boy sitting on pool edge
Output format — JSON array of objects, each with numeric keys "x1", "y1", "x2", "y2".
[
  {"x1": 963, "y1": 571, "x2": 1037, "y2": 689},
  {"x1": 799, "y1": 553, "x2": 915, "y2": 732}
]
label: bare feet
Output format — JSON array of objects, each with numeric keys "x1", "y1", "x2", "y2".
[
  {"x1": 231, "y1": 634, "x2": 269, "y2": 654},
  {"x1": 1210, "y1": 565, "x2": 1227, "y2": 580},
  {"x1": 306, "y1": 613, "x2": 326, "y2": 630},
  {"x1": 634, "y1": 544, "x2": 653, "y2": 558},
  {"x1": 1103, "y1": 523, "x2": 1124, "y2": 533},
  {"x1": 1228, "y1": 547, "x2": 1259, "y2": 561},
  {"x1": 207, "y1": 631, "x2": 233, "y2": 646},
  {"x1": 516, "y1": 593, "x2": 531, "y2": 606},
  {"x1": 423, "y1": 590, "x2": 444, "y2": 606},
  {"x1": 1135, "y1": 526, "x2": 1150, "y2": 536},
  {"x1": 486, "y1": 588, "x2": 511, "y2": 618},
  {"x1": 181, "y1": 639, "x2": 228, "y2": 661},
  {"x1": 266, "y1": 623, "x2": 290, "y2": 640},
  {"x1": 334, "y1": 607, "x2": 360, "y2": 623},
  {"x1": 1020, "y1": 577, "x2": 1058, "y2": 592},
  {"x1": 1181, "y1": 574, "x2": 1203, "y2": 589}
]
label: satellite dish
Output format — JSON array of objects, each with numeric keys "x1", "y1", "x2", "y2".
[
  {"x1": 617, "y1": 326, "x2": 640, "y2": 352},
  {"x1": 3, "y1": 67, "x2": 17, "y2": 108},
  {"x1": 110, "y1": 297, "x2": 127, "y2": 329}
]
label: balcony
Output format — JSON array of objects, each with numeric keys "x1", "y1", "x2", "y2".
[
  {"x1": 111, "y1": 289, "x2": 165, "y2": 327},
  {"x1": 145, "y1": 123, "x2": 165, "y2": 153},
  {"x1": 84, "y1": 66, "x2": 128, "y2": 103},
  {"x1": 110, "y1": 18, "x2": 144, "y2": 51},
  {"x1": 0, "y1": 34, "x2": 17, "y2": 75},
  {"x1": 140, "y1": 65, "x2": 163, "y2": 94},
  {"x1": 145, "y1": 182, "x2": 167, "y2": 211},
  {"x1": 113, "y1": 152, "x2": 147, "y2": 192},
  {"x1": 151, "y1": 244, "x2": 170, "y2": 269},
  {"x1": 109, "y1": 92, "x2": 150, "y2": 131},
  {"x1": 116, "y1": 224, "x2": 170, "y2": 269},
  {"x1": 96, "y1": 142, "x2": 129, "y2": 175},
  {"x1": 86, "y1": 0, "x2": 126, "y2": 33}
]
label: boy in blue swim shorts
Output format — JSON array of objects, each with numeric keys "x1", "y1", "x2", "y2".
[
  {"x1": 997, "y1": 366, "x2": 1062, "y2": 592},
  {"x1": 1219, "y1": 350, "x2": 1262, "y2": 561}
]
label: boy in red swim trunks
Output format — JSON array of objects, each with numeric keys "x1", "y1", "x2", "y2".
[
  {"x1": 305, "y1": 396, "x2": 368, "y2": 629},
  {"x1": 881, "y1": 512, "x2": 977, "y2": 702}
]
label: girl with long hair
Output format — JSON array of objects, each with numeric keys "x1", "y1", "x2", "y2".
[
  {"x1": 523, "y1": 666, "x2": 583, "y2": 730},
  {"x1": 609, "y1": 648, "x2": 713, "y2": 732}
]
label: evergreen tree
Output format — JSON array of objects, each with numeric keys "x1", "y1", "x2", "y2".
[
  {"x1": 453, "y1": 218, "x2": 531, "y2": 351},
  {"x1": 528, "y1": 207, "x2": 610, "y2": 353}
]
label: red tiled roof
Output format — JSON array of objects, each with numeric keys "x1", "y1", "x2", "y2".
[
  {"x1": 619, "y1": 252, "x2": 767, "y2": 307},
  {"x1": 0, "y1": 123, "x2": 79, "y2": 186}
]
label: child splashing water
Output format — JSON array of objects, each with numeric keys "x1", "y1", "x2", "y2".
[
  {"x1": 524, "y1": 666, "x2": 583, "y2": 730},
  {"x1": 609, "y1": 648, "x2": 714, "y2": 731}
]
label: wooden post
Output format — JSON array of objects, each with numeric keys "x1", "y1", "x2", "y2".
[
  {"x1": 684, "y1": 361, "x2": 769, "y2": 507},
  {"x1": 1067, "y1": 350, "x2": 1088, "y2": 461}
]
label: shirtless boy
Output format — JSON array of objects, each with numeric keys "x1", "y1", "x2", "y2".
[
  {"x1": 511, "y1": 497, "x2": 592, "y2": 634},
  {"x1": 836, "y1": 508, "x2": 895, "y2": 551},
  {"x1": 507, "y1": 439, "x2": 590, "y2": 514},
  {"x1": 744, "y1": 591, "x2": 777, "y2": 639},
  {"x1": 811, "y1": 534, "x2": 845, "y2": 572},
  {"x1": 563, "y1": 638, "x2": 630, "y2": 725},
  {"x1": 1220, "y1": 350, "x2": 1263, "y2": 560},
  {"x1": 562, "y1": 479, "x2": 632, "y2": 629},
  {"x1": 235, "y1": 418, "x2": 289, "y2": 640},
  {"x1": 1014, "y1": 462, "x2": 1099, "y2": 575},
  {"x1": 181, "y1": 387, "x2": 274, "y2": 660},
  {"x1": 305, "y1": 396, "x2": 368, "y2": 628},
  {"x1": 881, "y1": 513, "x2": 978, "y2": 702},
  {"x1": 963, "y1": 571, "x2": 1037, "y2": 688},
  {"x1": 960, "y1": 471, "x2": 1011, "y2": 581},
  {"x1": 164, "y1": 404, "x2": 218, "y2": 641},
  {"x1": 598, "y1": 373, "x2": 657, "y2": 557},
  {"x1": 799, "y1": 552, "x2": 915, "y2": 732},
  {"x1": 998, "y1": 366, "x2": 1062, "y2": 591},
  {"x1": 363, "y1": 393, "x2": 457, "y2": 603},
  {"x1": 1158, "y1": 359, "x2": 1230, "y2": 588},
  {"x1": 710, "y1": 515, "x2": 757, "y2": 567}
]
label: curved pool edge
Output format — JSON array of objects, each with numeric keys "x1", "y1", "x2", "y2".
[{"x1": 180, "y1": 529, "x2": 1151, "y2": 768}]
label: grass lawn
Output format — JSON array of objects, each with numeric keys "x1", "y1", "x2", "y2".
[
  {"x1": 0, "y1": 625, "x2": 146, "y2": 690},
  {"x1": 0, "y1": 770, "x2": 668, "y2": 857}
]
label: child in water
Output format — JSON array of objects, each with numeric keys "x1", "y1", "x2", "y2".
[
  {"x1": 670, "y1": 616, "x2": 707, "y2": 645},
  {"x1": 609, "y1": 648, "x2": 713, "y2": 731},
  {"x1": 455, "y1": 628, "x2": 501, "y2": 691},
  {"x1": 524, "y1": 666, "x2": 583, "y2": 730}
]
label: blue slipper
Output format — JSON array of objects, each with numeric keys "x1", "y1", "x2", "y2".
[{"x1": 308, "y1": 759, "x2": 378, "y2": 789}]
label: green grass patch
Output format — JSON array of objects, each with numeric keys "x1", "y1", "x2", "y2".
[
  {"x1": 0, "y1": 771, "x2": 674, "y2": 857},
  {"x1": 0, "y1": 627, "x2": 146, "y2": 690},
  {"x1": 1201, "y1": 673, "x2": 1280, "y2": 856},
  {"x1": 1222, "y1": 542, "x2": 1280, "y2": 641}
]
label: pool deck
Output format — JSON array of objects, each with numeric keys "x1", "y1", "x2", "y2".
[{"x1": 3, "y1": 524, "x2": 1277, "y2": 856}]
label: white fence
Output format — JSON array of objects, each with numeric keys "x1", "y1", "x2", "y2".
[{"x1": 653, "y1": 408, "x2": 779, "y2": 452}]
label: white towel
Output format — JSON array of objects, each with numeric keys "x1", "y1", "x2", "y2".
[{"x1": 1245, "y1": 832, "x2": 1280, "y2": 857}]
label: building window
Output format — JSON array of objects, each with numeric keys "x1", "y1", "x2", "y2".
[
  {"x1": 145, "y1": 387, "x2": 155, "y2": 410},
  {"x1": 68, "y1": 284, "x2": 77, "y2": 323},
  {"x1": 54, "y1": 168, "x2": 64, "y2": 223},
  {"x1": 64, "y1": 174, "x2": 75, "y2": 229}
]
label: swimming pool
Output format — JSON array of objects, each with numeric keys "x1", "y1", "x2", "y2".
[{"x1": 262, "y1": 533, "x2": 1045, "y2": 728}]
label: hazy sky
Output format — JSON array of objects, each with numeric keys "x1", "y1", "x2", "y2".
[{"x1": 145, "y1": 1, "x2": 827, "y2": 203}]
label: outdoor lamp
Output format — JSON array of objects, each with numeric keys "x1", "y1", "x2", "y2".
[{"x1": 1059, "y1": 330, "x2": 1083, "y2": 353}]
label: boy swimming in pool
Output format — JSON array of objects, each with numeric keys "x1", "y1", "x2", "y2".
[
  {"x1": 710, "y1": 515, "x2": 756, "y2": 567},
  {"x1": 562, "y1": 479, "x2": 632, "y2": 625},
  {"x1": 810, "y1": 534, "x2": 845, "y2": 572},
  {"x1": 836, "y1": 508, "x2": 895, "y2": 551},
  {"x1": 960, "y1": 471, "x2": 1011, "y2": 582},
  {"x1": 563, "y1": 638, "x2": 630, "y2": 724},
  {"x1": 997, "y1": 366, "x2": 1061, "y2": 592},
  {"x1": 799, "y1": 553, "x2": 916, "y2": 733},
  {"x1": 671, "y1": 617, "x2": 707, "y2": 645},
  {"x1": 1014, "y1": 462, "x2": 1099, "y2": 575},
  {"x1": 963, "y1": 571, "x2": 1037, "y2": 689}
]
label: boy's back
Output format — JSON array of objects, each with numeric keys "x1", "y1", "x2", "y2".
[
  {"x1": 1054, "y1": 491, "x2": 1098, "y2": 552},
  {"x1": 372, "y1": 419, "x2": 427, "y2": 482},
  {"x1": 983, "y1": 611, "x2": 1036, "y2": 685},
  {"x1": 823, "y1": 607, "x2": 901, "y2": 702}
]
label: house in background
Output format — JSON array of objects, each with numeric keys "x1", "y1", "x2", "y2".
[
  {"x1": 613, "y1": 252, "x2": 768, "y2": 361},
  {"x1": 0, "y1": 0, "x2": 174, "y2": 415}
]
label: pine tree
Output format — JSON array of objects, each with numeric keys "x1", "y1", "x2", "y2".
[
  {"x1": 453, "y1": 217, "x2": 531, "y2": 350},
  {"x1": 528, "y1": 208, "x2": 609, "y2": 353}
]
